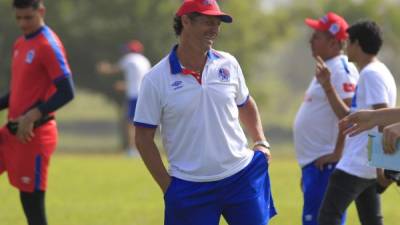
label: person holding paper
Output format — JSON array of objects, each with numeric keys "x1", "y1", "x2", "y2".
[
  {"x1": 340, "y1": 108, "x2": 400, "y2": 154},
  {"x1": 315, "y1": 20, "x2": 397, "y2": 225}
]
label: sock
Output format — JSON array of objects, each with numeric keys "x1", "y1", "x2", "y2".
[{"x1": 20, "y1": 190, "x2": 48, "y2": 225}]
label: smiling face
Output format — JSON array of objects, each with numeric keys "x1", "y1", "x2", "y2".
[
  {"x1": 181, "y1": 14, "x2": 221, "y2": 51},
  {"x1": 15, "y1": 6, "x2": 45, "y2": 36}
]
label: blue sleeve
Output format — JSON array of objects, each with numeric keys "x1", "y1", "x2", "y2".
[
  {"x1": 0, "y1": 92, "x2": 9, "y2": 111},
  {"x1": 37, "y1": 76, "x2": 75, "y2": 115}
]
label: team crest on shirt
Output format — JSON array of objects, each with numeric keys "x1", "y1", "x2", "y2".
[
  {"x1": 25, "y1": 49, "x2": 35, "y2": 64},
  {"x1": 218, "y1": 68, "x2": 230, "y2": 82}
]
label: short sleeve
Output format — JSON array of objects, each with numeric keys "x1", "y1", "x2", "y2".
[
  {"x1": 133, "y1": 77, "x2": 161, "y2": 128},
  {"x1": 40, "y1": 34, "x2": 71, "y2": 82},
  {"x1": 331, "y1": 72, "x2": 357, "y2": 99},
  {"x1": 363, "y1": 71, "x2": 390, "y2": 106},
  {"x1": 235, "y1": 62, "x2": 250, "y2": 107}
]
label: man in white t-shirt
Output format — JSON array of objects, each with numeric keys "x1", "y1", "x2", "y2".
[
  {"x1": 133, "y1": 0, "x2": 276, "y2": 224},
  {"x1": 293, "y1": 12, "x2": 359, "y2": 225},
  {"x1": 97, "y1": 40, "x2": 151, "y2": 156},
  {"x1": 316, "y1": 20, "x2": 396, "y2": 225}
]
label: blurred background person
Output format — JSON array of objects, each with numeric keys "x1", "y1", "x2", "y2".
[
  {"x1": 97, "y1": 40, "x2": 151, "y2": 156},
  {"x1": 293, "y1": 12, "x2": 359, "y2": 225}
]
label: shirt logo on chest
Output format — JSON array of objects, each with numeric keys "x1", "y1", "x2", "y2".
[
  {"x1": 218, "y1": 68, "x2": 230, "y2": 82},
  {"x1": 25, "y1": 49, "x2": 35, "y2": 64},
  {"x1": 171, "y1": 80, "x2": 184, "y2": 90}
]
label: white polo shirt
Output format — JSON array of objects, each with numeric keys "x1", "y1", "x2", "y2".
[
  {"x1": 293, "y1": 55, "x2": 359, "y2": 167},
  {"x1": 119, "y1": 52, "x2": 151, "y2": 99},
  {"x1": 337, "y1": 61, "x2": 397, "y2": 179},
  {"x1": 134, "y1": 45, "x2": 254, "y2": 182}
]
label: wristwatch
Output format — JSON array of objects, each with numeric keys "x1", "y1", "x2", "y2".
[{"x1": 252, "y1": 140, "x2": 271, "y2": 150}]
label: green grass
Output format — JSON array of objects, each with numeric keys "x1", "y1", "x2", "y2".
[
  {"x1": 1, "y1": 151, "x2": 399, "y2": 225},
  {"x1": 56, "y1": 89, "x2": 119, "y2": 123}
]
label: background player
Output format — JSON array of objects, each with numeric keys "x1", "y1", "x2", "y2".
[{"x1": 0, "y1": 0, "x2": 75, "y2": 224}]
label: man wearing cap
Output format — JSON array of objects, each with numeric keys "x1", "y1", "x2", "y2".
[
  {"x1": 134, "y1": 0, "x2": 276, "y2": 224},
  {"x1": 316, "y1": 20, "x2": 396, "y2": 225},
  {"x1": 97, "y1": 40, "x2": 151, "y2": 156},
  {"x1": 293, "y1": 12, "x2": 359, "y2": 225}
]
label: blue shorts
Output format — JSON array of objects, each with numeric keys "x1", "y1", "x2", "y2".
[
  {"x1": 301, "y1": 161, "x2": 346, "y2": 225},
  {"x1": 127, "y1": 98, "x2": 138, "y2": 122},
  {"x1": 164, "y1": 151, "x2": 277, "y2": 225}
]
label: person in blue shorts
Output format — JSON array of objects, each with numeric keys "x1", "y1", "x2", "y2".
[{"x1": 133, "y1": 0, "x2": 276, "y2": 224}]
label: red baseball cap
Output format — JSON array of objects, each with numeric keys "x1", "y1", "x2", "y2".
[
  {"x1": 127, "y1": 40, "x2": 143, "y2": 53},
  {"x1": 176, "y1": 0, "x2": 233, "y2": 23},
  {"x1": 305, "y1": 12, "x2": 349, "y2": 41}
]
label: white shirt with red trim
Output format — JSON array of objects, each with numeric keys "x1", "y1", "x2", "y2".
[
  {"x1": 337, "y1": 61, "x2": 397, "y2": 179},
  {"x1": 293, "y1": 55, "x2": 359, "y2": 167},
  {"x1": 134, "y1": 46, "x2": 253, "y2": 182}
]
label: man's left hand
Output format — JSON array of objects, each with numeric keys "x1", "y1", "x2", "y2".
[
  {"x1": 15, "y1": 108, "x2": 42, "y2": 143},
  {"x1": 15, "y1": 115, "x2": 35, "y2": 143},
  {"x1": 253, "y1": 146, "x2": 271, "y2": 163}
]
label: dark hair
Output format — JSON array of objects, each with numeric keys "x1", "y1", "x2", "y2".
[
  {"x1": 12, "y1": 0, "x2": 42, "y2": 9},
  {"x1": 347, "y1": 20, "x2": 383, "y2": 55},
  {"x1": 173, "y1": 12, "x2": 203, "y2": 36}
]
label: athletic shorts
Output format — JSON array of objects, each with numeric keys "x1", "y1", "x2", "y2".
[
  {"x1": 127, "y1": 98, "x2": 138, "y2": 122},
  {"x1": 164, "y1": 150, "x2": 277, "y2": 225},
  {"x1": 0, "y1": 121, "x2": 57, "y2": 192},
  {"x1": 301, "y1": 161, "x2": 346, "y2": 225}
]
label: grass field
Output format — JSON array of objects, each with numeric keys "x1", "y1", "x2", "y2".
[
  {"x1": 0, "y1": 90, "x2": 398, "y2": 224},
  {"x1": 1, "y1": 151, "x2": 399, "y2": 225}
]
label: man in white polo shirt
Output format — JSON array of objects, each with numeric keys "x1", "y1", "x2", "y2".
[
  {"x1": 316, "y1": 20, "x2": 396, "y2": 225},
  {"x1": 293, "y1": 12, "x2": 359, "y2": 225},
  {"x1": 134, "y1": 0, "x2": 276, "y2": 224}
]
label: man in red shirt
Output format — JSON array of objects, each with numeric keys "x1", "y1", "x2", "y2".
[{"x1": 0, "y1": 1, "x2": 74, "y2": 224}]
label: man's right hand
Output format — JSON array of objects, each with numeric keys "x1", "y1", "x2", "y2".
[
  {"x1": 96, "y1": 61, "x2": 114, "y2": 75},
  {"x1": 315, "y1": 56, "x2": 332, "y2": 90},
  {"x1": 161, "y1": 176, "x2": 172, "y2": 194}
]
